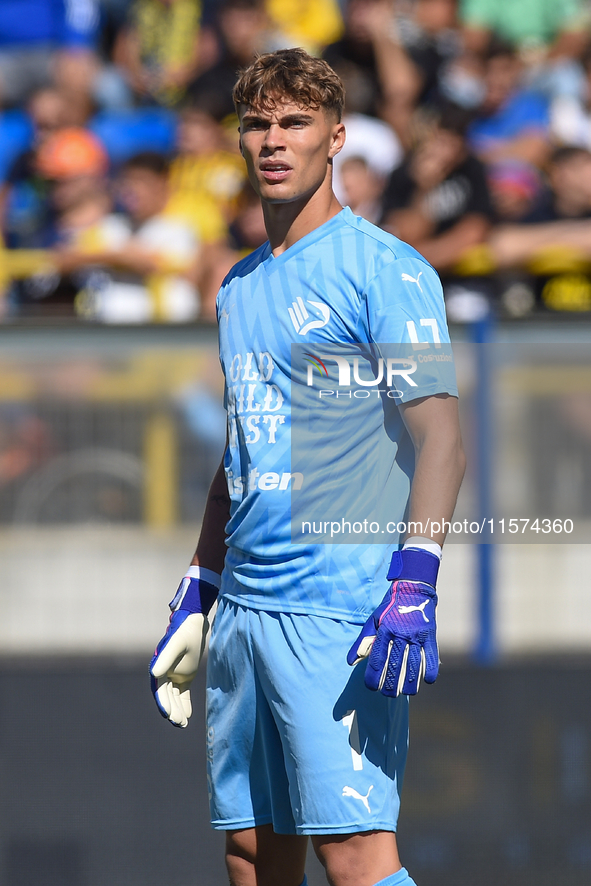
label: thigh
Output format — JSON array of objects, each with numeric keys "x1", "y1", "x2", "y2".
[
  {"x1": 206, "y1": 599, "x2": 296, "y2": 833},
  {"x1": 226, "y1": 825, "x2": 307, "y2": 886},
  {"x1": 254, "y1": 611, "x2": 410, "y2": 836}
]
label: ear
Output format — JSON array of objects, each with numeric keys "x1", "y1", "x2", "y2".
[{"x1": 328, "y1": 121, "x2": 346, "y2": 160}]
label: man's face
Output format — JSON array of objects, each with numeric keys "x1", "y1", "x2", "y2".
[
  {"x1": 50, "y1": 175, "x2": 102, "y2": 212},
  {"x1": 483, "y1": 55, "x2": 521, "y2": 110},
  {"x1": 238, "y1": 101, "x2": 345, "y2": 204},
  {"x1": 177, "y1": 110, "x2": 219, "y2": 155},
  {"x1": 219, "y1": 7, "x2": 267, "y2": 62},
  {"x1": 118, "y1": 169, "x2": 168, "y2": 222},
  {"x1": 551, "y1": 153, "x2": 591, "y2": 207}
]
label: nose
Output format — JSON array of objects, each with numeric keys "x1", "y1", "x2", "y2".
[{"x1": 262, "y1": 122, "x2": 285, "y2": 152}]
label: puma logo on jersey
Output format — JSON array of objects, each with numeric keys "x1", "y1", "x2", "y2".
[
  {"x1": 288, "y1": 297, "x2": 330, "y2": 335},
  {"x1": 342, "y1": 785, "x2": 374, "y2": 813},
  {"x1": 398, "y1": 600, "x2": 430, "y2": 622},
  {"x1": 219, "y1": 305, "x2": 234, "y2": 324},
  {"x1": 401, "y1": 271, "x2": 423, "y2": 292}
]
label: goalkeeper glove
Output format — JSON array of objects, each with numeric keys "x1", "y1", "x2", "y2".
[
  {"x1": 347, "y1": 545, "x2": 440, "y2": 697},
  {"x1": 150, "y1": 566, "x2": 220, "y2": 727}
]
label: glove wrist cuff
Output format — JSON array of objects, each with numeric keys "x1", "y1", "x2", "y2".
[
  {"x1": 169, "y1": 568, "x2": 221, "y2": 615},
  {"x1": 185, "y1": 566, "x2": 221, "y2": 589},
  {"x1": 387, "y1": 548, "x2": 440, "y2": 587}
]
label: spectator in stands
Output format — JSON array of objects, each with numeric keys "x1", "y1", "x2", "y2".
[
  {"x1": 188, "y1": 0, "x2": 272, "y2": 121},
  {"x1": 28, "y1": 86, "x2": 71, "y2": 140},
  {"x1": 487, "y1": 160, "x2": 542, "y2": 221},
  {"x1": 52, "y1": 151, "x2": 201, "y2": 323},
  {"x1": 551, "y1": 50, "x2": 591, "y2": 150},
  {"x1": 330, "y1": 62, "x2": 403, "y2": 205},
  {"x1": 339, "y1": 155, "x2": 387, "y2": 223},
  {"x1": 468, "y1": 41, "x2": 551, "y2": 169},
  {"x1": 460, "y1": 0, "x2": 590, "y2": 70},
  {"x1": 324, "y1": 0, "x2": 414, "y2": 130},
  {"x1": 167, "y1": 100, "x2": 247, "y2": 245},
  {"x1": 490, "y1": 146, "x2": 591, "y2": 267},
  {"x1": 389, "y1": 0, "x2": 466, "y2": 111},
  {"x1": 226, "y1": 182, "x2": 266, "y2": 256},
  {"x1": 523, "y1": 146, "x2": 591, "y2": 223},
  {"x1": 114, "y1": 0, "x2": 215, "y2": 107},
  {"x1": 0, "y1": 86, "x2": 72, "y2": 247},
  {"x1": 324, "y1": 0, "x2": 462, "y2": 145},
  {"x1": 0, "y1": 0, "x2": 100, "y2": 106},
  {"x1": 462, "y1": 0, "x2": 590, "y2": 118},
  {"x1": 189, "y1": 180, "x2": 267, "y2": 320},
  {"x1": 381, "y1": 103, "x2": 493, "y2": 272},
  {"x1": 9, "y1": 127, "x2": 111, "y2": 315}
]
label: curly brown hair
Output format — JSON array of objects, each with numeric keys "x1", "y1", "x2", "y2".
[{"x1": 233, "y1": 48, "x2": 345, "y2": 121}]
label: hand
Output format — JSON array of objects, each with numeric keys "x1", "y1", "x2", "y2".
[
  {"x1": 347, "y1": 549, "x2": 440, "y2": 697},
  {"x1": 358, "y1": 0, "x2": 397, "y2": 43},
  {"x1": 150, "y1": 567, "x2": 220, "y2": 727}
]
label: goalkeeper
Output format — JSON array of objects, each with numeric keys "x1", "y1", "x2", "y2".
[{"x1": 150, "y1": 48, "x2": 465, "y2": 886}]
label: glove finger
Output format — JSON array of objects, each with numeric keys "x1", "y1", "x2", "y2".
[
  {"x1": 401, "y1": 644, "x2": 425, "y2": 696},
  {"x1": 363, "y1": 635, "x2": 404, "y2": 694},
  {"x1": 423, "y1": 637, "x2": 440, "y2": 684},
  {"x1": 168, "y1": 684, "x2": 189, "y2": 728},
  {"x1": 347, "y1": 618, "x2": 377, "y2": 666},
  {"x1": 151, "y1": 674, "x2": 171, "y2": 718},
  {"x1": 363, "y1": 632, "x2": 390, "y2": 690},
  {"x1": 157, "y1": 679, "x2": 189, "y2": 728},
  {"x1": 178, "y1": 685, "x2": 192, "y2": 721},
  {"x1": 420, "y1": 647, "x2": 426, "y2": 685}
]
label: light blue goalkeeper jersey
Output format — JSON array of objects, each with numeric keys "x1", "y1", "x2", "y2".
[{"x1": 216, "y1": 206, "x2": 457, "y2": 623}]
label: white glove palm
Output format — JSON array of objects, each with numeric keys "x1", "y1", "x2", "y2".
[
  {"x1": 150, "y1": 567, "x2": 220, "y2": 728},
  {"x1": 150, "y1": 611, "x2": 211, "y2": 727}
]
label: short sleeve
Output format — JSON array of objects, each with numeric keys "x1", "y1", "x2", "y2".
[
  {"x1": 361, "y1": 257, "x2": 449, "y2": 343},
  {"x1": 358, "y1": 256, "x2": 457, "y2": 402}
]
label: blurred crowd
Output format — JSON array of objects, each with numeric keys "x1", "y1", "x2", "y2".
[{"x1": 3, "y1": 0, "x2": 591, "y2": 322}]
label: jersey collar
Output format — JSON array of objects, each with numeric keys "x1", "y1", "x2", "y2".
[{"x1": 262, "y1": 206, "x2": 352, "y2": 273}]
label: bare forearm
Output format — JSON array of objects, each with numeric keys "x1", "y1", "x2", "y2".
[
  {"x1": 373, "y1": 35, "x2": 422, "y2": 105},
  {"x1": 91, "y1": 247, "x2": 163, "y2": 276},
  {"x1": 406, "y1": 435, "x2": 466, "y2": 546},
  {"x1": 191, "y1": 457, "x2": 230, "y2": 573},
  {"x1": 479, "y1": 135, "x2": 550, "y2": 168},
  {"x1": 401, "y1": 395, "x2": 466, "y2": 546},
  {"x1": 489, "y1": 219, "x2": 591, "y2": 267},
  {"x1": 547, "y1": 29, "x2": 589, "y2": 61},
  {"x1": 415, "y1": 216, "x2": 490, "y2": 271}
]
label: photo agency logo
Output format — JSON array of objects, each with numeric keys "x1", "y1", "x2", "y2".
[
  {"x1": 290, "y1": 341, "x2": 457, "y2": 544},
  {"x1": 303, "y1": 349, "x2": 418, "y2": 399}
]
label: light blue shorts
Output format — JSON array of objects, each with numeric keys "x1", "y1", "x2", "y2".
[{"x1": 206, "y1": 597, "x2": 409, "y2": 835}]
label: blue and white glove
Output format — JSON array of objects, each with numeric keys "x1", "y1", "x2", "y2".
[
  {"x1": 347, "y1": 544, "x2": 440, "y2": 697},
  {"x1": 150, "y1": 566, "x2": 220, "y2": 728}
]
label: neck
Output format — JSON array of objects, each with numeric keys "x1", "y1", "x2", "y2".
[{"x1": 263, "y1": 181, "x2": 343, "y2": 255}]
